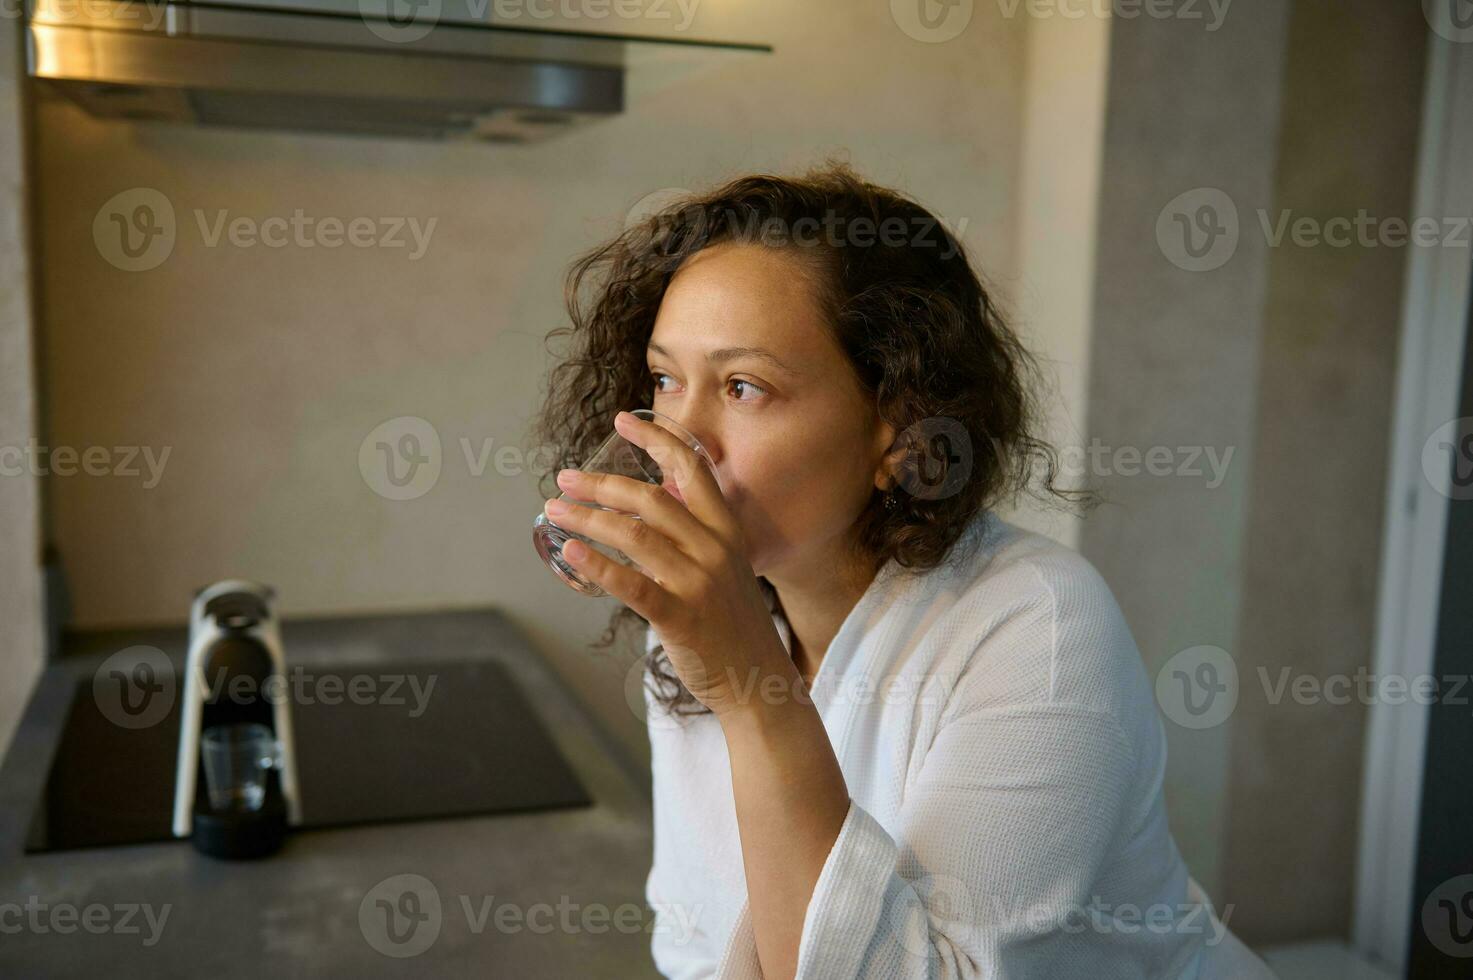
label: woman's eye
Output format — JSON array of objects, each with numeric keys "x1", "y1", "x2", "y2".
[
  {"x1": 650, "y1": 372, "x2": 763, "y2": 400},
  {"x1": 728, "y1": 378, "x2": 766, "y2": 401}
]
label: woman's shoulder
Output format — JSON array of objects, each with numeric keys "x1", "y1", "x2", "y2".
[{"x1": 909, "y1": 512, "x2": 1152, "y2": 721}]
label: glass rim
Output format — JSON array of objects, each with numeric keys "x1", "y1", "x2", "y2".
[{"x1": 202, "y1": 721, "x2": 273, "y2": 746}]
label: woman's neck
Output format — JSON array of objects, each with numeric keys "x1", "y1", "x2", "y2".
[{"x1": 766, "y1": 544, "x2": 880, "y2": 687}]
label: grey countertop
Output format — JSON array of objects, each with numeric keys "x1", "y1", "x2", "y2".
[{"x1": 0, "y1": 609, "x2": 660, "y2": 979}]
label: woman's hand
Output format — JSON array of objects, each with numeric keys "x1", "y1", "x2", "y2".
[{"x1": 544, "y1": 410, "x2": 795, "y2": 717}]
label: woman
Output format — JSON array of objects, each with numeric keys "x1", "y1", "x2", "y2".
[{"x1": 532, "y1": 163, "x2": 1273, "y2": 979}]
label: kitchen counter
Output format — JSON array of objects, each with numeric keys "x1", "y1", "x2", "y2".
[{"x1": 0, "y1": 609, "x2": 661, "y2": 978}]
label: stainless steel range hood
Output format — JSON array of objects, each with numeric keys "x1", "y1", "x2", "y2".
[{"x1": 25, "y1": 0, "x2": 770, "y2": 142}]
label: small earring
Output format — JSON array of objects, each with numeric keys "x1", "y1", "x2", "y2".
[{"x1": 883, "y1": 488, "x2": 898, "y2": 511}]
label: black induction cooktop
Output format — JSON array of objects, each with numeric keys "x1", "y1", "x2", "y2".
[{"x1": 26, "y1": 657, "x2": 592, "y2": 853}]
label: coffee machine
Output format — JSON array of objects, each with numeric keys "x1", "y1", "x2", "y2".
[{"x1": 172, "y1": 579, "x2": 302, "y2": 858}]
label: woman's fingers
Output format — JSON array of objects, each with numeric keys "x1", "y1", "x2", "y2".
[
  {"x1": 612, "y1": 411, "x2": 736, "y2": 540},
  {"x1": 559, "y1": 536, "x2": 673, "y2": 623},
  {"x1": 555, "y1": 469, "x2": 721, "y2": 558},
  {"x1": 545, "y1": 498, "x2": 692, "y2": 587}
]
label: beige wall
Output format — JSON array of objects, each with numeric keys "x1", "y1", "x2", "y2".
[
  {"x1": 0, "y1": 23, "x2": 45, "y2": 760},
  {"x1": 1007, "y1": 9, "x2": 1111, "y2": 549},
  {"x1": 1080, "y1": 0, "x2": 1294, "y2": 902},
  {"x1": 1221, "y1": 0, "x2": 1428, "y2": 943},
  {"x1": 31, "y1": 1, "x2": 1035, "y2": 766},
  {"x1": 1079, "y1": 0, "x2": 1427, "y2": 945}
]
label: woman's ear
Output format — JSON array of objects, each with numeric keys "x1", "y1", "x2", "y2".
[{"x1": 872, "y1": 419, "x2": 906, "y2": 492}]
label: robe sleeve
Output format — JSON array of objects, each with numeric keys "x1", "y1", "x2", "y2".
[{"x1": 793, "y1": 703, "x2": 1142, "y2": 978}]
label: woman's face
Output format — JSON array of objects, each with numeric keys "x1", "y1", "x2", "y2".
[{"x1": 646, "y1": 242, "x2": 896, "y2": 580}]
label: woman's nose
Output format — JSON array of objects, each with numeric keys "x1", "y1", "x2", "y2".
[{"x1": 661, "y1": 409, "x2": 719, "y2": 472}]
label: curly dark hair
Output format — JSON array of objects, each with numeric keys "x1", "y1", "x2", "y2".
[{"x1": 531, "y1": 159, "x2": 1086, "y2": 721}]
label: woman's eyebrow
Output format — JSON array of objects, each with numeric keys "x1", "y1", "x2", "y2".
[{"x1": 647, "y1": 341, "x2": 799, "y2": 376}]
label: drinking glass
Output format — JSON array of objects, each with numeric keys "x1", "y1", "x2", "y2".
[
  {"x1": 533, "y1": 408, "x2": 716, "y2": 597},
  {"x1": 201, "y1": 722, "x2": 279, "y2": 812}
]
